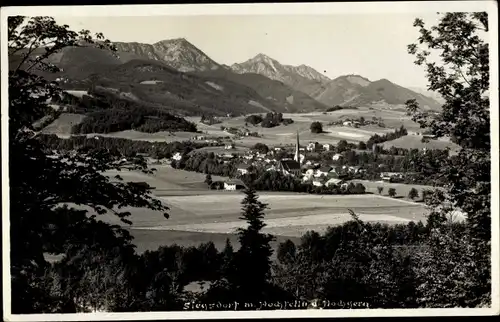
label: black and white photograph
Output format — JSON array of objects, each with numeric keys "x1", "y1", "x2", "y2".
[{"x1": 1, "y1": 1, "x2": 499, "y2": 320}]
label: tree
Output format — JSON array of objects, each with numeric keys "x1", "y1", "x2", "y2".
[
  {"x1": 388, "y1": 188, "x2": 397, "y2": 198},
  {"x1": 310, "y1": 122, "x2": 323, "y2": 133},
  {"x1": 377, "y1": 186, "x2": 384, "y2": 195},
  {"x1": 232, "y1": 187, "x2": 275, "y2": 302},
  {"x1": 336, "y1": 139, "x2": 349, "y2": 153},
  {"x1": 252, "y1": 143, "x2": 269, "y2": 154},
  {"x1": 358, "y1": 141, "x2": 367, "y2": 150},
  {"x1": 421, "y1": 189, "x2": 432, "y2": 202},
  {"x1": 408, "y1": 188, "x2": 419, "y2": 200},
  {"x1": 245, "y1": 114, "x2": 263, "y2": 125},
  {"x1": 406, "y1": 12, "x2": 491, "y2": 306},
  {"x1": 8, "y1": 16, "x2": 169, "y2": 313},
  {"x1": 277, "y1": 240, "x2": 297, "y2": 265},
  {"x1": 205, "y1": 174, "x2": 213, "y2": 187}
]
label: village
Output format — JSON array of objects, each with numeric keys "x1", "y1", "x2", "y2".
[{"x1": 164, "y1": 130, "x2": 410, "y2": 192}]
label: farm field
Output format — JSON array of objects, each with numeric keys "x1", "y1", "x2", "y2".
[
  {"x1": 350, "y1": 179, "x2": 443, "y2": 199},
  {"x1": 93, "y1": 167, "x2": 430, "y2": 253},
  {"x1": 381, "y1": 134, "x2": 459, "y2": 152}
]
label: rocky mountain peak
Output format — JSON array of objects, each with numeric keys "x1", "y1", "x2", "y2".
[{"x1": 114, "y1": 38, "x2": 220, "y2": 72}]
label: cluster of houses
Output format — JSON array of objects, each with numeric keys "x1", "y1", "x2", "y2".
[
  {"x1": 167, "y1": 131, "x2": 407, "y2": 191},
  {"x1": 191, "y1": 135, "x2": 221, "y2": 144},
  {"x1": 328, "y1": 117, "x2": 382, "y2": 128}
]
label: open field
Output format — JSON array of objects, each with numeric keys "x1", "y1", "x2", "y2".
[
  {"x1": 104, "y1": 165, "x2": 230, "y2": 193},
  {"x1": 191, "y1": 145, "x2": 249, "y2": 155},
  {"x1": 91, "y1": 191, "x2": 428, "y2": 253},
  {"x1": 89, "y1": 167, "x2": 430, "y2": 253},
  {"x1": 381, "y1": 134, "x2": 460, "y2": 152},
  {"x1": 351, "y1": 179, "x2": 443, "y2": 199}
]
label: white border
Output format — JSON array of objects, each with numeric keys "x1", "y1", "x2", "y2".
[{"x1": 1, "y1": 1, "x2": 499, "y2": 320}]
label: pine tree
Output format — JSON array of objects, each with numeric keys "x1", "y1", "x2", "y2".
[{"x1": 233, "y1": 187, "x2": 275, "y2": 302}]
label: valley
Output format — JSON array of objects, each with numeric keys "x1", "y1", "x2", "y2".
[{"x1": 29, "y1": 33, "x2": 458, "y2": 259}]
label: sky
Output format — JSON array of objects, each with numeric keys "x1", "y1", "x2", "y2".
[{"x1": 53, "y1": 13, "x2": 443, "y2": 88}]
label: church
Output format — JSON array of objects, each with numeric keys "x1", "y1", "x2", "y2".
[{"x1": 276, "y1": 130, "x2": 303, "y2": 177}]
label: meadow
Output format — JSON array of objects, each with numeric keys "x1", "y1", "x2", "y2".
[{"x1": 95, "y1": 166, "x2": 430, "y2": 253}]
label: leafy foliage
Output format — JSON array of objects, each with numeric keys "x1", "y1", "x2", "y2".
[
  {"x1": 408, "y1": 188, "x2": 419, "y2": 200},
  {"x1": 405, "y1": 12, "x2": 491, "y2": 305},
  {"x1": 8, "y1": 16, "x2": 169, "y2": 313},
  {"x1": 310, "y1": 121, "x2": 323, "y2": 133},
  {"x1": 251, "y1": 143, "x2": 269, "y2": 154}
]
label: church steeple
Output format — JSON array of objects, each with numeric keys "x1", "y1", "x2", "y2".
[{"x1": 294, "y1": 130, "x2": 300, "y2": 163}]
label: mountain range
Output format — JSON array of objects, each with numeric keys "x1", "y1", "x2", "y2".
[{"x1": 11, "y1": 38, "x2": 442, "y2": 116}]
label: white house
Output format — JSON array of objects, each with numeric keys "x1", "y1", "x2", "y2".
[
  {"x1": 307, "y1": 142, "x2": 320, "y2": 152},
  {"x1": 237, "y1": 164, "x2": 251, "y2": 175},
  {"x1": 172, "y1": 152, "x2": 182, "y2": 161},
  {"x1": 343, "y1": 121, "x2": 353, "y2": 126},
  {"x1": 312, "y1": 180, "x2": 324, "y2": 187},
  {"x1": 224, "y1": 180, "x2": 246, "y2": 191},
  {"x1": 322, "y1": 144, "x2": 332, "y2": 151},
  {"x1": 225, "y1": 143, "x2": 235, "y2": 150},
  {"x1": 380, "y1": 172, "x2": 404, "y2": 181},
  {"x1": 332, "y1": 154, "x2": 343, "y2": 161},
  {"x1": 325, "y1": 178, "x2": 344, "y2": 187}
]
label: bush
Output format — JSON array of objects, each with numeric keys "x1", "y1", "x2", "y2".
[
  {"x1": 408, "y1": 188, "x2": 419, "y2": 200},
  {"x1": 310, "y1": 122, "x2": 323, "y2": 134},
  {"x1": 388, "y1": 188, "x2": 397, "y2": 197},
  {"x1": 245, "y1": 114, "x2": 263, "y2": 125}
]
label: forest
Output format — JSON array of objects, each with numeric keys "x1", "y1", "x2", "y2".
[{"x1": 53, "y1": 88, "x2": 198, "y2": 134}]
